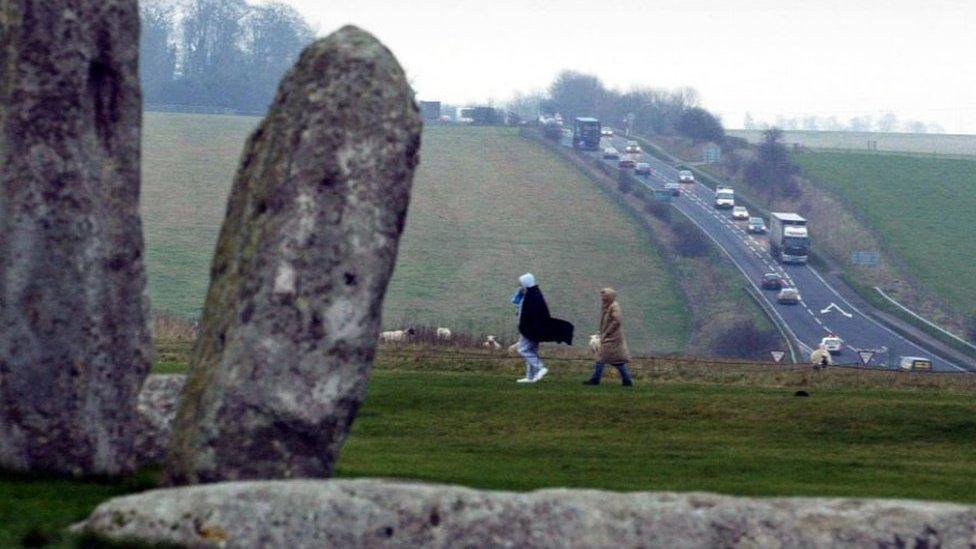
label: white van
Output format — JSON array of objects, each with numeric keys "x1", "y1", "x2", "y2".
[{"x1": 715, "y1": 186, "x2": 735, "y2": 209}]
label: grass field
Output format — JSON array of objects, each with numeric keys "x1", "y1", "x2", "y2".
[
  {"x1": 141, "y1": 115, "x2": 689, "y2": 353},
  {"x1": 729, "y1": 129, "x2": 976, "y2": 156},
  {"x1": 142, "y1": 112, "x2": 256, "y2": 318},
  {"x1": 5, "y1": 348, "x2": 976, "y2": 546},
  {"x1": 384, "y1": 126, "x2": 689, "y2": 352},
  {"x1": 794, "y1": 151, "x2": 976, "y2": 314}
]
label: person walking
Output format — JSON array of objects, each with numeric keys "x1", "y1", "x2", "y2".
[
  {"x1": 584, "y1": 288, "x2": 634, "y2": 387},
  {"x1": 513, "y1": 273, "x2": 574, "y2": 383}
]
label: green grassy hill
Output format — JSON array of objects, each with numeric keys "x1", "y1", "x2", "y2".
[
  {"x1": 142, "y1": 112, "x2": 255, "y2": 318},
  {"x1": 794, "y1": 151, "x2": 976, "y2": 314},
  {"x1": 141, "y1": 115, "x2": 690, "y2": 352},
  {"x1": 384, "y1": 126, "x2": 689, "y2": 352}
]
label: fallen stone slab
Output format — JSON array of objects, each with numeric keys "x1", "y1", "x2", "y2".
[
  {"x1": 75, "y1": 479, "x2": 976, "y2": 548},
  {"x1": 134, "y1": 375, "x2": 187, "y2": 466}
]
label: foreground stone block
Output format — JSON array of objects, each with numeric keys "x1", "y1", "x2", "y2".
[
  {"x1": 165, "y1": 26, "x2": 421, "y2": 484},
  {"x1": 75, "y1": 479, "x2": 976, "y2": 548},
  {"x1": 0, "y1": 0, "x2": 151, "y2": 475}
]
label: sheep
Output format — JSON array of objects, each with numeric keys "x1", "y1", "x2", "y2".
[
  {"x1": 483, "y1": 335, "x2": 501, "y2": 351},
  {"x1": 588, "y1": 334, "x2": 601, "y2": 354},
  {"x1": 809, "y1": 345, "x2": 833, "y2": 369},
  {"x1": 379, "y1": 327, "x2": 415, "y2": 344},
  {"x1": 508, "y1": 342, "x2": 520, "y2": 354},
  {"x1": 436, "y1": 327, "x2": 453, "y2": 340}
]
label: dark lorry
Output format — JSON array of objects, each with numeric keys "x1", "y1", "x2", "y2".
[{"x1": 572, "y1": 117, "x2": 601, "y2": 150}]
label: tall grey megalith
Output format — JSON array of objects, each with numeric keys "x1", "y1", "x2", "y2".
[
  {"x1": 165, "y1": 26, "x2": 421, "y2": 484},
  {"x1": 0, "y1": 0, "x2": 151, "y2": 475}
]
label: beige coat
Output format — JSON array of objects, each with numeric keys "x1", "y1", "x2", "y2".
[{"x1": 598, "y1": 289, "x2": 631, "y2": 364}]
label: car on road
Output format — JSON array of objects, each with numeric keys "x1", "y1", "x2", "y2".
[
  {"x1": 618, "y1": 157, "x2": 636, "y2": 169},
  {"x1": 603, "y1": 147, "x2": 619, "y2": 160},
  {"x1": 634, "y1": 162, "x2": 652, "y2": 175},
  {"x1": 714, "y1": 186, "x2": 735, "y2": 209},
  {"x1": 678, "y1": 170, "x2": 696, "y2": 183},
  {"x1": 899, "y1": 356, "x2": 933, "y2": 371},
  {"x1": 664, "y1": 182, "x2": 681, "y2": 196},
  {"x1": 820, "y1": 336, "x2": 844, "y2": 355},
  {"x1": 747, "y1": 217, "x2": 767, "y2": 234},
  {"x1": 732, "y1": 206, "x2": 750, "y2": 220},
  {"x1": 760, "y1": 272, "x2": 785, "y2": 290},
  {"x1": 624, "y1": 141, "x2": 641, "y2": 154},
  {"x1": 601, "y1": 127, "x2": 614, "y2": 137},
  {"x1": 777, "y1": 287, "x2": 801, "y2": 304}
]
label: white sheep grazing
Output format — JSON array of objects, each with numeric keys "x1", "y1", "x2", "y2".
[
  {"x1": 588, "y1": 334, "x2": 601, "y2": 354},
  {"x1": 379, "y1": 330, "x2": 406, "y2": 343},
  {"x1": 436, "y1": 327, "x2": 453, "y2": 340},
  {"x1": 483, "y1": 335, "x2": 501, "y2": 350}
]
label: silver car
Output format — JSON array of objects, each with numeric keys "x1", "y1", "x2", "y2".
[{"x1": 777, "y1": 287, "x2": 801, "y2": 304}]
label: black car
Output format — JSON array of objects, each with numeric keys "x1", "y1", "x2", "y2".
[{"x1": 761, "y1": 272, "x2": 784, "y2": 290}]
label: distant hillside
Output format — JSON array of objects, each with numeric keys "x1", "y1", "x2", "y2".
[
  {"x1": 140, "y1": 116, "x2": 690, "y2": 353},
  {"x1": 729, "y1": 129, "x2": 976, "y2": 156},
  {"x1": 384, "y1": 127, "x2": 690, "y2": 353},
  {"x1": 795, "y1": 151, "x2": 976, "y2": 317}
]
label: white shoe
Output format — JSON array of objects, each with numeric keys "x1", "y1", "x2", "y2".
[
  {"x1": 534, "y1": 367, "x2": 549, "y2": 381},
  {"x1": 516, "y1": 377, "x2": 533, "y2": 383}
]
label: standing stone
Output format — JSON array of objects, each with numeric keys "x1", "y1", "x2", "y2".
[
  {"x1": 165, "y1": 26, "x2": 421, "y2": 485},
  {"x1": 0, "y1": 1, "x2": 151, "y2": 475}
]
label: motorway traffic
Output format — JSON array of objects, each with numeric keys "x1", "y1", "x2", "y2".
[{"x1": 571, "y1": 130, "x2": 967, "y2": 372}]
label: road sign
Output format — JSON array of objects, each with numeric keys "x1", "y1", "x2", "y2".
[
  {"x1": 851, "y1": 251, "x2": 880, "y2": 266},
  {"x1": 770, "y1": 350, "x2": 786, "y2": 363},
  {"x1": 653, "y1": 189, "x2": 672, "y2": 202},
  {"x1": 820, "y1": 303, "x2": 853, "y2": 318},
  {"x1": 858, "y1": 350, "x2": 875, "y2": 365}
]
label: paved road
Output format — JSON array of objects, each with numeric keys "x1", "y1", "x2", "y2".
[{"x1": 583, "y1": 134, "x2": 968, "y2": 372}]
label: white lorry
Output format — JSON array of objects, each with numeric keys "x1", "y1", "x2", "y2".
[
  {"x1": 714, "y1": 186, "x2": 735, "y2": 209},
  {"x1": 769, "y1": 212, "x2": 810, "y2": 264}
]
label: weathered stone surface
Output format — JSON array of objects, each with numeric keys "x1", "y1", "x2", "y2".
[
  {"x1": 0, "y1": 0, "x2": 151, "y2": 475},
  {"x1": 76, "y1": 479, "x2": 976, "y2": 548},
  {"x1": 165, "y1": 26, "x2": 421, "y2": 484},
  {"x1": 134, "y1": 375, "x2": 186, "y2": 466}
]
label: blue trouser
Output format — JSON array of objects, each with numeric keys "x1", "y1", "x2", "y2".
[
  {"x1": 589, "y1": 362, "x2": 633, "y2": 384},
  {"x1": 517, "y1": 336, "x2": 543, "y2": 378}
]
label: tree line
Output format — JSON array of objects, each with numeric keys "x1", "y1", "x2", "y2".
[
  {"x1": 140, "y1": 0, "x2": 315, "y2": 114},
  {"x1": 743, "y1": 112, "x2": 945, "y2": 134},
  {"x1": 507, "y1": 70, "x2": 726, "y2": 143}
]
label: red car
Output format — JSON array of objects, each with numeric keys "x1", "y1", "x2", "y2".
[
  {"x1": 618, "y1": 157, "x2": 636, "y2": 169},
  {"x1": 761, "y1": 272, "x2": 785, "y2": 290}
]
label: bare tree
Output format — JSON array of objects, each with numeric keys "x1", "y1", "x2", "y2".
[
  {"x1": 877, "y1": 112, "x2": 898, "y2": 132},
  {"x1": 140, "y1": 0, "x2": 178, "y2": 103}
]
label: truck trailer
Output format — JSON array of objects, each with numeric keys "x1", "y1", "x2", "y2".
[
  {"x1": 769, "y1": 212, "x2": 810, "y2": 264},
  {"x1": 572, "y1": 117, "x2": 602, "y2": 150}
]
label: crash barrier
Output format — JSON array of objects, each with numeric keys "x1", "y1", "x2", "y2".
[{"x1": 874, "y1": 287, "x2": 976, "y2": 353}]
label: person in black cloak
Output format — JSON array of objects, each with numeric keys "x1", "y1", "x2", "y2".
[{"x1": 511, "y1": 272, "x2": 574, "y2": 383}]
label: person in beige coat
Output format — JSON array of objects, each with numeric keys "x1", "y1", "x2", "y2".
[{"x1": 583, "y1": 288, "x2": 634, "y2": 387}]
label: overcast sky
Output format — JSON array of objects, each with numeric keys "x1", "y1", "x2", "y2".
[{"x1": 279, "y1": 0, "x2": 976, "y2": 133}]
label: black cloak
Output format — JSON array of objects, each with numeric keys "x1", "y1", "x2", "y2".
[{"x1": 518, "y1": 286, "x2": 574, "y2": 345}]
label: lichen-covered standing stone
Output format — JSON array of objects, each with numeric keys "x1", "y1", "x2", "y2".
[
  {"x1": 165, "y1": 26, "x2": 421, "y2": 484},
  {"x1": 0, "y1": 0, "x2": 151, "y2": 475}
]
